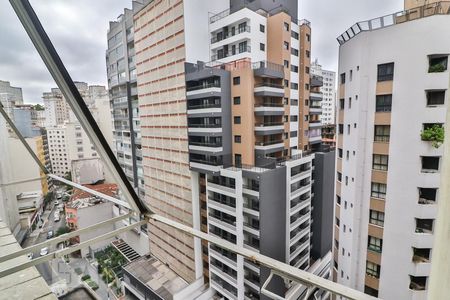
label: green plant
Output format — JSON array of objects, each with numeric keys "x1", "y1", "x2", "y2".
[
  {"x1": 428, "y1": 64, "x2": 446, "y2": 73},
  {"x1": 85, "y1": 278, "x2": 99, "y2": 290},
  {"x1": 44, "y1": 191, "x2": 54, "y2": 204},
  {"x1": 74, "y1": 268, "x2": 83, "y2": 275},
  {"x1": 81, "y1": 274, "x2": 91, "y2": 281},
  {"x1": 421, "y1": 125, "x2": 444, "y2": 148},
  {"x1": 56, "y1": 226, "x2": 70, "y2": 236}
]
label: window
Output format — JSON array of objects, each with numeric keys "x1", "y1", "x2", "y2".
[
  {"x1": 290, "y1": 131, "x2": 298, "y2": 137},
  {"x1": 369, "y1": 210, "x2": 385, "y2": 227},
  {"x1": 377, "y1": 62, "x2": 394, "y2": 81},
  {"x1": 338, "y1": 124, "x2": 344, "y2": 134},
  {"x1": 233, "y1": 97, "x2": 241, "y2": 105},
  {"x1": 350, "y1": 70, "x2": 353, "y2": 81},
  {"x1": 305, "y1": 66, "x2": 310, "y2": 74},
  {"x1": 373, "y1": 154, "x2": 388, "y2": 171},
  {"x1": 338, "y1": 148, "x2": 343, "y2": 158},
  {"x1": 305, "y1": 83, "x2": 309, "y2": 90},
  {"x1": 284, "y1": 60, "x2": 289, "y2": 68},
  {"x1": 335, "y1": 217, "x2": 340, "y2": 227},
  {"x1": 376, "y1": 94, "x2": 392, "y2": 112},
  {"x1": 364, "y1": 286, "x2": 379, "y2": 297},
  {"x1": 337, "y1": 172, "x2": 342, "y2": 182},
  {"x1": 339, "y1": 99, "x2": 345, "y2": 109},
  {"x1": 238, "y1": 41, "x2": 248, "y2": 53},
  {"x1": 234, "y1": 116, "x2": 241, "y2": 124},
  {"x1": 291, "y1": 83, "x2": 299, "y2": 90},
  {"x1": 306, "y1": 50, "x2": 310, "y2": 58},
  {"x1": 348, "y1": 97, "x2": 352, "y2": 108},
  {"x1": 290, "y1": 116, "x2": 298, "y2": 122},
  {"x1": 347, "y1": 124, "x2": 350, "y2": 134},
  {"x1": 259, "y1": 24, "x2": 265, "y2": 32},
  {"x1": 428, "y1": 55, "x2": 448, "y2": 72},
  {"x1": 374, "y1": 125, "x2": 390, "y2": 142},
  {"x1": 371, "y1": 182, "x2": 387, "y2": 199},
  {"x1": 233, "y1": 77, "x2": 240, "y2": 85},
  {"x1": 306, "y1": 34, "x2": 310, "y2": 42},
  {"x1": 419, "y1": 188, "x2": 437, "y2": 204},
  {"x1": 426, "y1": 90, "x2": 445, "y2": 106},
  {"x1": 260, "y1": 43, "x2": 265, "y2": 51},
  {"x1": 283, "y1": 41, "x2": 289, "y2": 50},
  {"x1": 366, "y1": 261, "x2": 381, "y2": 278},
  {"x1": 291, "y1": 65, "x2": 298, "y2": 73},
  {"x1": 235, "y1": 154, "x2": 242, "y2": 167},
  {"x1": 340, "y1": 73, "x2": 346, "y2": 84},
  {"x1": 421, "y1": 156, "x2": 440, "y2": 172},
  {"x1": 336, "y1": 195, "x2": 341, "y2": 205},
  {"x1": 291, "y1": 31, "x2": 299, "y2": 39},
  {"x1": 284, "y1": 22, "x2": 289, "y2": 31},
  {"x1": 234, "y1": 135, "x2": 241, "y2": 143},
  {"x1": 409, "y1": 276, "x2": 427, "y2": 291},
  {"x1": 291, "y1": 48, "x2": 299, "y2": 56}
]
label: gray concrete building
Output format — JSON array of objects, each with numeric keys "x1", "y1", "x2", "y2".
[
  {"x1": 0, "y1": 80, "x2": 23, "y2": 118},
  {"x1": 106, "y1": 1, "x2": 148, "y2": 200}
]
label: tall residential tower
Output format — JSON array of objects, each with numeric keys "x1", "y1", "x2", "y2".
[{"x1": 334, "y1": 1, "x2": 450, "y2": 299}]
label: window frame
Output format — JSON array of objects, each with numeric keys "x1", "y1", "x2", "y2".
[{"x1": 371, "y1": 182, "x2": 387, "y2": 199}]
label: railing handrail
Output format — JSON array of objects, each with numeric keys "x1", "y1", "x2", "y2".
[
  {"x1": 255, "y1": 102, "x2": 284, "y2": 107},
  {"x1": 255, "y1": 122, "x2": 284, "y2": 127},
  {"x1": 254, "y1": 82, "x2": 284, "y2": 89},
  {"x1": 255, "y1": 140, "x2": 284, "y2": 146},
  {"x1": 209, "y1": 8, "x2": 230, "y2": 24},
  {"x1": 211, "y1": 45, "x2": 251, "y2": 61},
  {"x1": 187, "y1": 103, "x2": 221, "y2": 110},
  {"x1": 189, "y1": 141, "x2": 222, "y2": 147},
  {"x1": 211, "y1": 25, "x2": 251, "y2": 43},
  {"x1": 186, "y1": 82, "x2": 221, "y2": 91},
  {"x1": 337, "y1": 1, "x2": 450, "y2": 45},
  {"x1": 188, "y1": 123, "x2": 222, "y2": 128},
  {"x1": 252, "y1": 60, "x2": 284, "y2": 73}
]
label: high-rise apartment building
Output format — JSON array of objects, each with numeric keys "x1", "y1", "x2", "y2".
[
  {"x1": 129, "y1": 1, "x2": 333, "y2": 299},
  {"x1": 0, "y1": 80, "x2": 23, "y2": 118},
  {"x1": 12, "y1": 104, "x2": 42, "y2": 138},
  {"x1": 106, "y1": 2, "x2": 146, "y2": 199},
  {"x1": 311, "y1": 60, "x2": 336, "y2": 125},
  {"x1": 334, "y1": 1, "x2": 450, "y2": 299}
]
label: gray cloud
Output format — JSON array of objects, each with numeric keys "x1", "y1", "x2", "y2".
[{"x1": 0, "y1": 0, "x2": 404, "y2": 104}]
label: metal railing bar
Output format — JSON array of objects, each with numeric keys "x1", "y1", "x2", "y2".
[
  {"x1": 0, "y1": 219, "x2": 146, "y2": 278},
  {"x1": 148, "y1": 213, "x2": 378, "y2": 300},
  {"x1": 48, "y1": 174, "x2": 131, "y2": 209},
  {"x1": 0, "y1": 213, "x2": 133, "y2": 263}
]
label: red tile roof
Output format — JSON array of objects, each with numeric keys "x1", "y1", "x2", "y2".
[{"x1": 71, "y1": 183, "x2": 118, "y2": 201}]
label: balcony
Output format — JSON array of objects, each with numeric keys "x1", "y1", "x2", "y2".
[
  {"x1": 310, "y1": 75, "x2": 324, "y2": 88},
  {"x1": 211, "y1": 45, "x2": 251, "y2": 61},
  {"x1": 254, "y1": 82, "x2": 284, "y2": 97},
  {"x1": 186, "y1": 83, "x2": 221, "y2": 97},
  {"x1": 254, "y1": 122, "x2": 284, "y2": 135},
  {"x1": 310, "y1": 92, "x2": 323, "y2": 101},
  {"x1": 211, "y1": 25, "x2": 250, "y2": 45},
  {"x1": 309, "y1": 120, "x2": 323, "y2": 129},
  {"x1": 187, "y1": 102, "x2": 221, "y2": 115},
  {"x1": 254, "y1": 102, "x2": 285, "y2": 116},
  {"x1": 189, "y1": 141, "x2": 223, "y2": 153},
  {"x1": 254, "y1": 140, "x2": 284, "y2": 154},
  {"x1": 188, "y1": 123, "x2": 222, "y2": 134},
  {"x1": 309, "y1": 105, "x2": 322, "y2": 115},
  {"x1": 252, "y1": 61, "x2": 284, "y2": 79}
]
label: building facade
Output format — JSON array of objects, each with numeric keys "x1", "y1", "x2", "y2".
[
  {"x1": 0, "y1": 80, "x2": 23, "y2": 118},
  {"x1": 311, "y1": 60, "x2": 336, "y2": 125},
  {"x1": 334, "y1": 1, "x2": 450, "y2": 299},
  {"x1": 106, "y1": 2, "x2": 146, "y2": 200}
]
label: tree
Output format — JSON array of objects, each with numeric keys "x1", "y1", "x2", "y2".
[
  {"x1": 56, "y1": 226, "x2": 70, "y2": 236},
  {"x1": 421, "y1": 125, "x2": 444, "y2": 148},
  {"x1": 33, "y1": 104, "x2": 45, "y2": 111}
]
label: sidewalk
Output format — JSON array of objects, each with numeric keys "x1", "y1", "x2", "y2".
[{"x1": 69, "y1": 257, "x2": 110, "y2": 300}]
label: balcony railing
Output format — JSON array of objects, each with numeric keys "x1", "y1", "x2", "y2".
[
  {"x1": 255, "y1": 82, "x2": 284, "y2": 89},
  {"x1": 211, "y1": 46, "x2": 251, "y2": 61},
  {"x1": 189, "y1": 141, "x2": 222, "y2": 147},
  {"x1": 252, "y1": 60, "x2": 284, "y2": 73},
  {"x1": 255, "y1": 140, "x2": 283, "y2": 146},
  {"x1": 337, "y1": 1, "x2": 450, "y2": 45},
  {"x1": 255, "y1": 102, "x2": 284, "y2": 107},
  {"x1": 186, "y1": 82, "x2": 221, "y2": 92},
  {"x1": 187, "y1": 103, "x2": 221, "y2": 110},
  {"x1": 211, "y1": 26, "x2": 250, "y2": 43},
  {"x1": 255, "y1": 122, "x2": 283, "y2": 127},
  {"x1": 209, "y1": 8, "x2": 230, "y2": 23},
  {"x1": 188, "y1": 123, "x2": 222, "y2": 128}
]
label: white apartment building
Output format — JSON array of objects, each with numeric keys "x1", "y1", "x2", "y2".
[
  {"x1": 334, "y1": 1, "x2": 450, "y2": 299},
  {"x1": 311, "y1": 60, "x2": 336, "y2": 125},
  {"x1": 0, "y1": 80, "x2": 23, "y2": 118},
  {"x1": 47, "y1": 123, "x2": 99, "y2": 177}
]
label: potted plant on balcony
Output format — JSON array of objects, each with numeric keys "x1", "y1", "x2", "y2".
[
  {"x1": 428, "y1": 63, "x2": 446, "y2": 73},
  {"x1": 421, "y1": 124, "x2": 444, "y2": 148}
]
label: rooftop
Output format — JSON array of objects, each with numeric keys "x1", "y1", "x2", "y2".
[
  {"x1": 70, "y1": 183, "x2": 117, "y2": 201},
  {"x1": 123, "y1": 255, "x2": 188, "y2": 299},
  {"x1": 337, "y1": 1, "x2": 450, "y2": 45},
  {"x1": 0, "y1": 219, "x2": 56, "y2": 300}
]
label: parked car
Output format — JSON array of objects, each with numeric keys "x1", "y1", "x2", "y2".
[
  {"x1": 54, "y1": 200, "x2": 59, "y2": 205},
  {"x1": 40, "y1": 247, "x2": 49, "y2": 256},
  {"x1": 54, "y1": 215, "x2": 60, "y2": 222},
  {"x1": 47, "y1": 230, "x2": 54, "y2": 239}
]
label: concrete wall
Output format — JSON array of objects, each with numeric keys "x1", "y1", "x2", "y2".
[
  {"x1": 311, "y1": 151, "x2": 335, "y2": 260},
  {"x1": 257, "y1": 166, "x2": 287, "y2": 298},
  {"x1": 230, "y1": 0, "x2": 298, "y2": 20}
]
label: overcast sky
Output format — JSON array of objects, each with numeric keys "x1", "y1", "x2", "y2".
[{"x1": 0, "y1": 0, "x2": 403, "y2": 104}]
